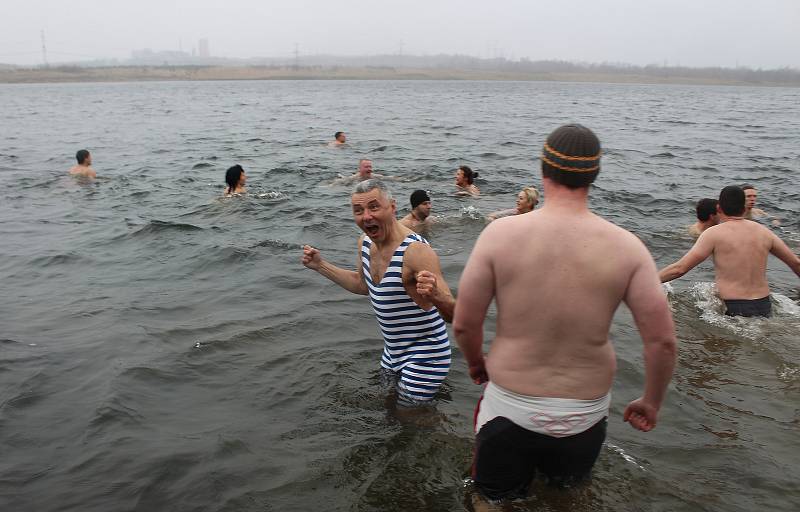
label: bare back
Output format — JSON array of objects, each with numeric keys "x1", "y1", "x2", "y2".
[
  {"x1": 703, "y1": 220, "x2": 773, "y2": 299},
  {"x1": 477, "y1": 209, "x2": 655, "y2": 399}
]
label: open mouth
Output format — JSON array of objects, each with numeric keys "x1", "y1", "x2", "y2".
[{"x1": 365, "y1": 225, "x2": 380, "y2": 237}]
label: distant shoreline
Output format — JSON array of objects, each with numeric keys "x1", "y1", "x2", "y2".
[{"x1": 2, "y1": 65, "x2": 799, "y2": 87}]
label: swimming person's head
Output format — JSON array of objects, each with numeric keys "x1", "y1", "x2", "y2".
[
  {"x1": 718, "y1": 186, "x2": 745, "y2": 216},
  {"x1": 516, "y1": 186, "x2": 540, "y2": 214},
  {"x1": 696, "y1": 198, "x2": 719, "y2": 222},
  {"x1": 410, "y1": 189, "x2": 432, "y2": 221},
  {"x1": 358, "y1": 159, "x2": 373, "y2": 179},
  {"x1": 351, "y1": 179, "x2": 396, "y2": 242},
  {"x1": 456, "y1": 165, "x2": 478, "y2": 186},
  {"x1": 225, "y1": 164, "x2": 246, "y2": 193},
  {"x1": 741, "y1": 184, "x2": 757, "y2": 211},
  {"x1": 541, "y1": 124, "x2": 601, "y2": 189},
  {"x1": 335, "y1": 131, "x2": 346, "y2": 143},
  {"x1": 76, "y1": 149, "x2": 91, "y2": 165}
]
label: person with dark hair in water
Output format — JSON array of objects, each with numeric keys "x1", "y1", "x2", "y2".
[
  {"x1": 741, "y1": 184, "x2": 780, "y2": 226},
  {"x1": 224, "y1": 165, "x2": 246, "y2": 196},
  {"x1": 660, "y1": 185, "x2": 800, "y2": 317},
  {"x1": 329, "y1": 131, "x2": 347, "y2": 146},
  {"x1": 68, "y1": 149, "x2": 96, "y2": 179},
  {"x1": 455, "y1": 165, "x2": 480, "y2": 196},
  {"x1": 688, "y1": 198, "x2": 719, "y2": 237},
  {"x1": 455, "y1": 124, "x2": 676, "y2": 506},
  {"x1": 400, "y1": 189, "x2": 434, "y2": 232}
]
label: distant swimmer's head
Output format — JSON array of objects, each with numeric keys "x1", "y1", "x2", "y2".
[
  {"x1": 335, "y1": 131, "x2": 346, "y2": 144},
  {"x1": 541, "y1": 124, "x2": 601, "y2": 189},
  {"x1": 516, "y1": 186, "x2": 540, "y2": 214},
  {"x1": 225, "y1": 164, "x2": 246, "y2": 194},
  {"x1": 351, "y1": 179, "x2": 396, "y2": 241},
  {"x1": 696, "y1": 198, "x2": 719, "y2": 223},
  {"x1": 358, "y1": 159, "x2": 373, "y2": 179},
  {"x1": 718, "y1": 186, "x2": 745, "y2": 217},
  {"x1": 456, "y1": 165, "x2": 478, "y2": 186},
  {"x1": 741, "y1": 184, "x2": 757, "y2": 211},
  {"x1": 76, "y1": 149, "x2": 91, "y2": 166},
  {"x1": 410, "y1": 189, "x2": 432, "y2": 220}
]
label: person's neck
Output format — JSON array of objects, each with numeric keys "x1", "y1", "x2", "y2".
[
  {"x1": 371, "y1": 221, "x2": 406, "y2": 250},
  {"x1": 540, "y1": 178, "x2": 590, "y2": 212},
  {"x1": 720, "y1": 213, "x2": 744, "y2": 222},
  {"x1": 411, "y1": 210, "x2": 425, "y2": 222}
]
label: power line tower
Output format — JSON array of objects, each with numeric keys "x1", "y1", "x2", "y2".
[
  {"x1": 293, "y1": 43, "x2": 299, "y2": 70},
  {"x1": 41, "y1": 29, "x2": 49, "y2": 68}
]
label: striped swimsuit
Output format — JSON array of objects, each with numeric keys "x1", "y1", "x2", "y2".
[{"x1": 361, "y1": 233, "x2": 451, "y2": 404}]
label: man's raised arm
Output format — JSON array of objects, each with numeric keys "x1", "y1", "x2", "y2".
[
  {"x1": 301, "y1": 241, "x2": 368, "y2": 295},
  {"x1": 658, "y1": 232, "x2": 714, "y2": 283},
  {"x1": 624, "y1": 246, "x2": 677, "y2": 432},
  {"x1": 769, "y1": 233, "x2": 800, "y2": 279}
]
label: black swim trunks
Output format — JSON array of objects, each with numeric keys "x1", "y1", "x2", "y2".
[
  {"x1": 724, "y1": 296, "x2": 771, "y2": 318},
  {"x1": 473, "y1": 416, "x2": 607, "y2": 501}
]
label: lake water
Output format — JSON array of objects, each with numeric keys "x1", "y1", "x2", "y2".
[{"x1": 0, "y1": 80, "x2": 798, "y2": 512}]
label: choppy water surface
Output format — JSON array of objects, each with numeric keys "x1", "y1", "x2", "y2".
[{"x1": 1, "y1": 80, "x2": 798, "y2": 512}]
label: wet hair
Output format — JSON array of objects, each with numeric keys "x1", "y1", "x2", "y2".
[
  {"x1": 335, "y1": 131, "x2": 344, "y2": 140},
  {"x1": 718, "y1": 186, "x2": 745, "y2": 216},
  {"x1": 540, "y1": 124, "x2": 601, "y2": 189},
  {"x1": 459, "y1": 165, "x2": 479, "y2": 185},
  {"x1": 521, "y1": 186, "x2": 540, "y2": 207},
  {"x1": 76, "y1": 149, "x2": 90, "y2": 164},
  {"x1": 353, "y1": 178, "x2": 393, "y2": 202},
  {"x1": 225, "y1": 164, "x2": 244, "y2": 192},
  {"x1": 741, "y1": 184, "x2": 755, "y2": 191},
  {"x1": 695, "y1": 198, "x2": 718, "y2": 221}
]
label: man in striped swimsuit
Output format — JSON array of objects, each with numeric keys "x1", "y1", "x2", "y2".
[{"x1": 302, "y1": 179, "x2": 455, "y2": 405}]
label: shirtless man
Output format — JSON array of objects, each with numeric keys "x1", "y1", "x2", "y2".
[
  {"x1": 453, "y1": 124, "x2": 676, "y2": 503},
  {"x1": 331, "y1": 159, "x2": 382, "y2": 185},
  {"x1": 688, "y1": 198, "x2": 719, "y2": 237},
  {"x1": 328, "y1": 131, "x2": 347, "y2": 146},
  {"x1": 302, "y1": 179, "x2": 455, "y2": 405},
  {"x1": 742, "y1": 184, "x2": 780, "y2": 226},
  {"x1": 399, "y1": 190, "x2": 433, "y2": 232},
  {"x1": 660, "y1": 185, "x2": 800, "y2": 317},
  {"x1": 68, "y1": 149, "x2": 96, "y2": 179}
]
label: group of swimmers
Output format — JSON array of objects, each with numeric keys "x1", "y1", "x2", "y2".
[
  {"x1": 301, "y1": 124, "x2": 799, "y2": 508},
  {"x1": 689, "y1": 185, "x2": 779, "y2": 237},
  {"x1": 67, "y1": 126, "x2": 799, "y2": 508}
]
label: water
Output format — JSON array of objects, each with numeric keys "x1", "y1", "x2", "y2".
[{"x1": 1, "y1": 80, "x2": 799, "y2": 512}]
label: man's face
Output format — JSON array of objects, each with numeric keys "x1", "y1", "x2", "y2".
[
  {"x1": 351, "y1": 188, "x2": 396, "y2": 241},
  {"x1": 709, "y1": 212, "x2": 720, "y2": 225},
  {"x1": 86, "y1": 153, "x2": 92, "y2": 166},
  {"x1": 337, "y1": 133, "x2": 346, "y2": 143},
  {"x1": 358, "y1": 160, "x2": 373, "y2": 179},
  {"x1": 744, "y1": 188, "x2": 757, "y2": 210},
  {"x1": 413, "y1": 200, "x2": 432, "y2": 221}
]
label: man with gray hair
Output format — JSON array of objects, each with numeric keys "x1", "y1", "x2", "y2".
[{"x1": 302, "y1": 179, "x2": 456, "y2": 406}]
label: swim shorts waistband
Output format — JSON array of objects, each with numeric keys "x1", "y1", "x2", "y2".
[
  {"x1": 475, "y1": 382, "x2": 610, "y2": 438},
  {"x1": 723, "y1": 295, "x2": 771, "y2": 318}
]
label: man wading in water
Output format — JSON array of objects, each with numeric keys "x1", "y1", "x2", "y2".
[
  {"x1": 302, "y1": 179, "x2": 455, "y2": 405},
  {"x1": 454, "y1": 124, "x2": 677, "y2": 506}
]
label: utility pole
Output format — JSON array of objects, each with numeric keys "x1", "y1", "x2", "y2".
[
  {"x1": 293, "y1": 43, "x2": 299, "y2": 70},
  {"x1": 41, "y1": 29, "x2": 49, "y2": 68}
]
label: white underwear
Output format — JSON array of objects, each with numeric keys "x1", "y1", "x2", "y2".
[{"x1": 476, "y1": 381, "x2": 611, "y2": 438}]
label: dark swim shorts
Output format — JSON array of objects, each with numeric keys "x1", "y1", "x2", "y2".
[
  {"x1": 473, "y1": 416, "x2": 607, "y2": 501},
  {"x1": 724, "y1": 296, "x2": 771, "y2": 318}
]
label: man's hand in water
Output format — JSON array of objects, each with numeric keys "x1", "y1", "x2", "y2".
[
  {"x1": 415, "y1": 270, "x2": 441, "y2": 300},
  {"x1": 623, "y1": 398, "x2": 659, "y2": 432},
  {"x1": 302, "y1": 245, "x2": 323, "y2": 270}
]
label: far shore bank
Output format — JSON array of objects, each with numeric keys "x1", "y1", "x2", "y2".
[{"x1": 2, "y1": 65, "x2": 799, "y2": 87}]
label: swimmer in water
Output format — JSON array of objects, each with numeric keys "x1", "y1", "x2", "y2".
[
  {"x1": 660, "y1": 185, "x2": 800, "y2": 318},
  {"x1": 455, "y1": 165, "x2": 480, "y2": 196},
  {"x1": 454, "y1": 124, "x2": 676, "y2": 505},
  {"x1": 328, "y1": 131, "x2": 347, "y2": 147},
  {"x1": 331, "y1": 159, "x2": 382, "y2": 185},
  {"x1": 301, "y1": 179, "x2": 455, "y2": 406},
  {"x1": 399, "y1": 190, "x2": 433, "y2": 232},
  {"x1": 742, "y1": 184, "x2": 781, "y2": 227},
  {"x1": 688, "y1": 198, "x2": 719, "y2": 237},
  {"x1": 487, "y1": 186, "x2": 539, "y2": 221},
  {"x1": 224, "y1": 165, "x2": 246, "y2": 196},
  {"x1": 68, "y1": 149, "x2": 97, "y2": 179}
]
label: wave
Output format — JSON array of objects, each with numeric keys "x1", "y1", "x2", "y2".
[
  {"x1": 129, "y1": 220, "x2": 205, "y2": 237},
  {"x1": 191, "y1": 162, "x2": 214, "y2": 169},
  {"x1": 29, "y1": 252, "x2": 91, "y2": 267}
]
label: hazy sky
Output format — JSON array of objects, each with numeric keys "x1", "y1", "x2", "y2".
[{"x1": 3, "y1": 0, "x2": 799, "y2": 68}]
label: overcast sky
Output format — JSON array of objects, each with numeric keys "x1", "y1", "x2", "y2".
[{"x1": 3, "y1": 0, "x2": 799, "y2": 68}]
